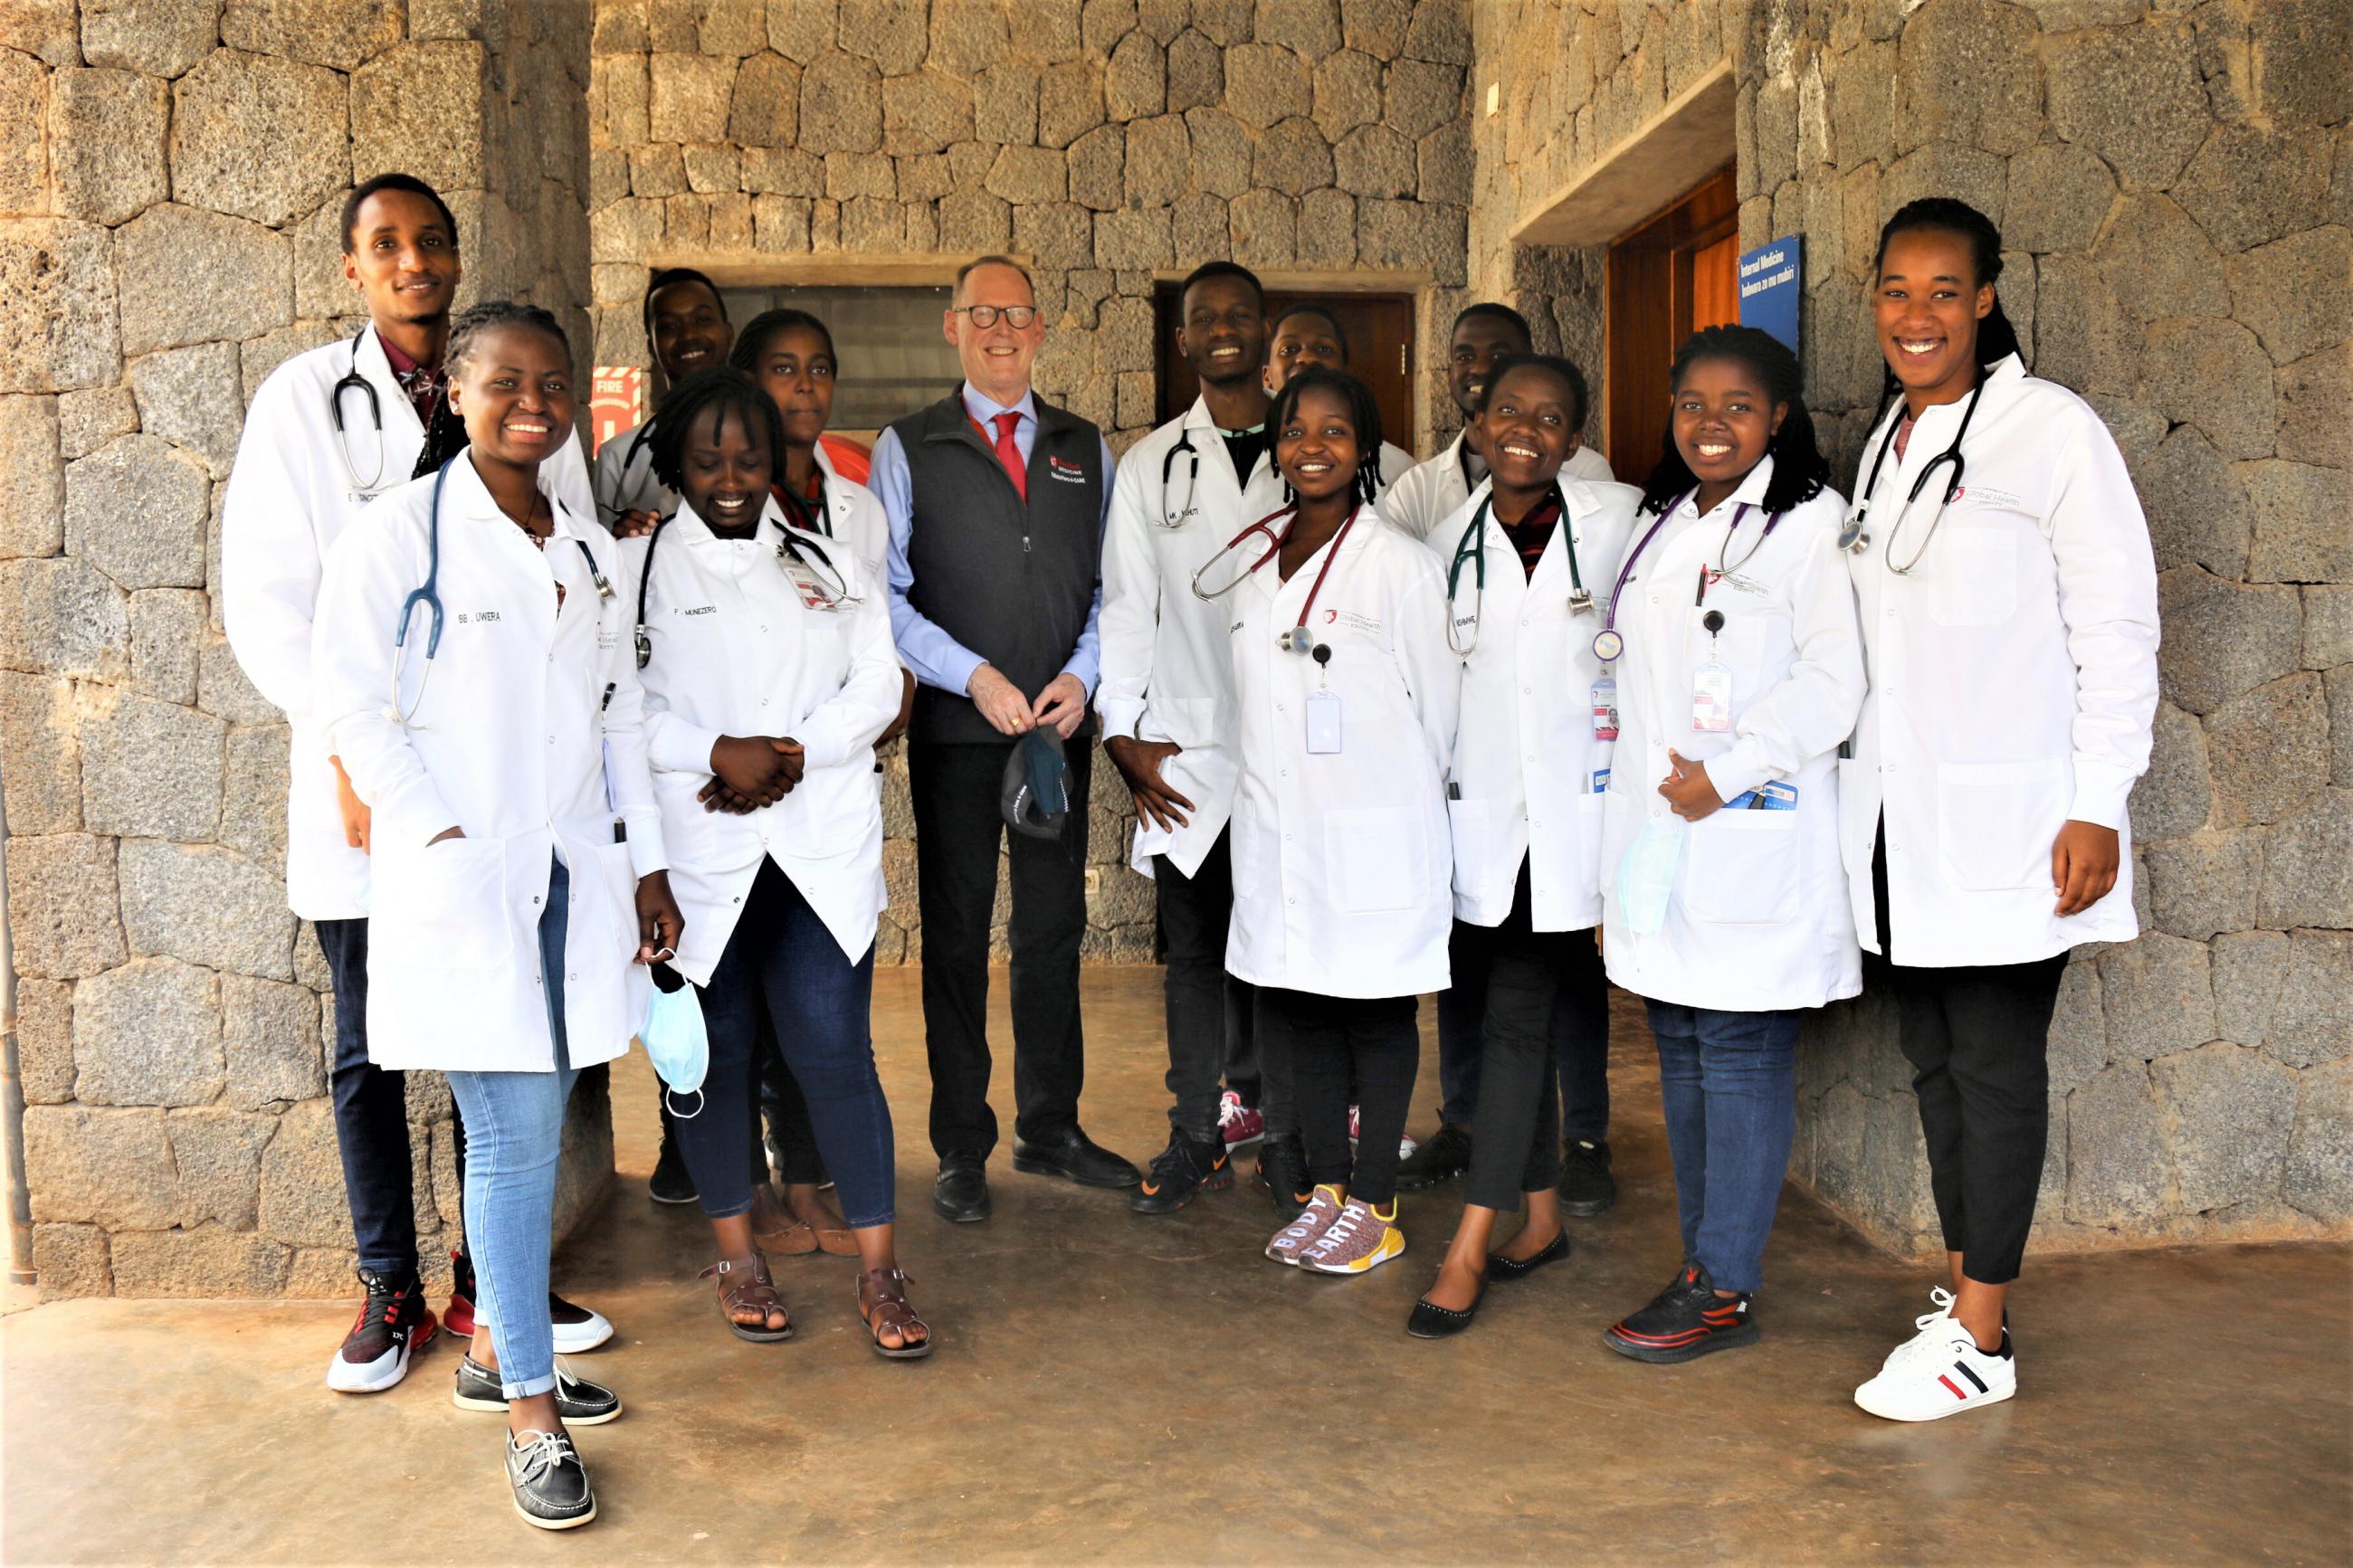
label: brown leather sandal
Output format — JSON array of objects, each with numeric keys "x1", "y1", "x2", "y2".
[
  {"x1": 855, "y1": 1268, "x2": 933, "y2": 1360},
  {"x1": 701, "y1": 1253, "x2": 793, "y2": 1343}
]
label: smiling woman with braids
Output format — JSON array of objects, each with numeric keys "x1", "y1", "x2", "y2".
[{"x1": 1841, "y1": 198, "x2": 2158, "y2": 1424}]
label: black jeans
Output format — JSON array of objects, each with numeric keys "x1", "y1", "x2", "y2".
[
  {"x1": 1462, "y1": 866, "x2": 1609, "y2": 1212},
  {"x1": 1874, "y1": 830, "x2": 2069, "y2": 1286},
  {"x1": 1154, "y1": 829, "x2": 1257, "y2": 1144},
  {"x1": 317, "y1": 917, "x2": 463, "y2": 1278},
  {"x1": 910, "y1": 737, "x2": 1091, "y2": 1159},
  {"x1": 1437, "y1": 916, "x2": 1612, "y2": 1144},
  {"x1": 1260, "y1": 987, "x2": 1418, "y2": 1207}
]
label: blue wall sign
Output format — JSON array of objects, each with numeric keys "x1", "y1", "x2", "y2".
[{"x1": 1738, "y1": 235, "x2": 1803, "y2": 355}]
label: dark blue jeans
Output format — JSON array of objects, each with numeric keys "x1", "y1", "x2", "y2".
[
  {"x1": 674, "y1": 860, "x2": 894, "y2": 1228},
  {"x1": 1644, "y1": 1001, "x2": 1799, "y2": 1296}
]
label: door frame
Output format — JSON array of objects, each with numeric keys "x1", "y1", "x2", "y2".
[{"x1": 1602, "y1": 166, "x2": 1739, "y2": 489}]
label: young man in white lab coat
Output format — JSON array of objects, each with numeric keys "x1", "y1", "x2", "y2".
[
  {"x1": 592, "y1": 267, "x2": 734, "y2": 539},
  {"x1": 1843, "y1": 201, "x2": 2159, "y2": 1424},
  {"x1": 1099, "y1": 262, "x2": 1289, "y2": 1214},
  {"x1": 222, "y1": 174, "x2": 600, "y2": 1395}
]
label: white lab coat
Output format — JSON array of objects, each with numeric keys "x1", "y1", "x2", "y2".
[
  {"x1": 593, "y1": 414, "x2": 671, "y2": 529},
  {"x1": 1597, "y1": 458, "x2": 1866, "y2": 1012},
  {"x1": 1225, "y1": 507, "x2": 1460, "y2": 998},
  {"x1": 805, "y1": 439, "x2": 891, "y2": 590},
  {"x1": 1384, "y1": 430, "x2": 1615, "y2": 544},
  {"x1": 222, "y1": 327, "x2": 595, "y2": 921},
  {"x1": 1435, "y1": 474, "x2": 1644, "y2": 931},
  {"x1": 310, "y1": 452, "x2": 666, "y2": 1074},
  {"x1": 617, "y1": 498, "x2": 900, "y2": 981},
  {"x1": 1838, "y1": 355, "x2": 2159, "y2": 966},
  {"x1": 1097, "y1": 397, "x2": 1292, "y2": 878}
]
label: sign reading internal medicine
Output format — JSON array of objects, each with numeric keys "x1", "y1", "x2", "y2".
[{"x1": 1738, "y1": 235, "x2": 1804, "y2": 355}]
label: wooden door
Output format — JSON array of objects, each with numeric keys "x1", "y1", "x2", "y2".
[
  {"x1": 1154, "y1": 288, "x2": 1418, "y2": 457},
  {"x1": 1604, "y1": 167, "x2": 1740, "y2": 489}
]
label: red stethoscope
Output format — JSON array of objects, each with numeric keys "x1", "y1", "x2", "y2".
[{"x1": 1190, "y1": 503, "x2": 1363, "y2": 653}]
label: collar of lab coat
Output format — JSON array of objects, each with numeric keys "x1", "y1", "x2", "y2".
[
  {"x1": 449, "y1": 448, "x2": 592, "y2": 537},
  {"x1": 1676, "y1": 452, "x2": 1778, "y2": 521},
  {"x1": 352, "y1": 325, "x2": 428, "y2": 441},
  {"x1": 1863, "y1": 351, "x2": 2031, "y2": 456},
  {"x1": 1454, "y1": 474, "x2": 1592, "y2": 585},
  {"x1": 664, "y1": 492, "x2": 791, "y2": 549},
  {"x1": 808, "y1": 438, "x2": 863, "y2": 533}
]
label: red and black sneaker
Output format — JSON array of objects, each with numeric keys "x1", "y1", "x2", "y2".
[
  {"x1": 325, "y1": 1266, "x2": 438, "y2": 1393},
  {"x1": 445, "y1": 1250, "x2": 615, "y2": 1354},
  {"x1": 1603, "y1": 1259, "x2": 1759, "y2": 1364}
]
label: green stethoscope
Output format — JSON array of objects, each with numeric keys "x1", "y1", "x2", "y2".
[{"x1": 1444, "y1": 484, "x2": 1591, "y2": 656}]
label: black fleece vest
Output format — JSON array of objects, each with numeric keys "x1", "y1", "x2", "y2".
[{"x1": 892, "y1": 387, "x2": 1104, "y2": 746}]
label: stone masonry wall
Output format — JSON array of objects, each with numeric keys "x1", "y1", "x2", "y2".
[
  {"x1": 582, "y1": 0, "x2": 1481, "y2": 964},
  {"x1": 1468, "y1": 0, "x2": 2350, "y2": 1256},
  {"x1": 0, "y1": 0, "x2": 604, "y2": 1298}
]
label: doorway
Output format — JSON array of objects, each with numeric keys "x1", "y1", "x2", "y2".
[
  {"x1": 1153, "y1": 287, "x2": 1418, "y2": 455},
  {"x1": 1604, "y1": 167, "x2": 1739, "y2": 489}
]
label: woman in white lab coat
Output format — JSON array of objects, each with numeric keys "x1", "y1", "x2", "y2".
[
  {"x1": 1405, "y1": 356, "x2": 1642, "y2": 1338},
  {"x1": 1594, "y1": 325, "x2": 1864, "y2": 1365},
  {"x1": 1224, "y1": 367, "x2": 1459, "y2": 1278},
  {"x1": 1843, "y1": 200, "x2": 2158, "y2": 1423},
  {"x1": 313, "y1": 302, "x2": 683, "y2": 1531},
  {"x1": 619, "y1": 369, "x2": 928, "y2": 1358}
]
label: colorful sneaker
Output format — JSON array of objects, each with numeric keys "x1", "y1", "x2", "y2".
[
  {"x1": 1603, "y1": 1259, "x2": 1758, "y2": 1363},
  {"x1": 1855, "y1": 1324, "x2": 2016, "y2": 1421},
  {"x1": 1129, "y1": 1131, "x2": 1233, "y2": 1214},
  {"x1": 1300, "y1": 1198, "x2": 1405, "y2": 1275},
  {"x1": 325, "y1": 1267, "x2": 438, "y2": 1393},
  {"x1": 447, "y1": 1250, "x2": 614, "y2": 1353},
  {"x1": 1217, "y1": 1090, "x2": 1265, "y2": 1148},
  {"x1": 453, "y1": 1355, "x2": 622, "y2": 1425},
  {"x1": 1347, "y1": 1105, "x2": 1420, "y2": 1161},
  {"x1": 1557, "y1": 1138, "x2": 1616, "y2": 1215},
  {"x1": 1265, "y1": 1183, "x2": 1345, "y2": 1266}
]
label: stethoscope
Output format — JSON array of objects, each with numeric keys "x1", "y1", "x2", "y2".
[
  {"x1": 1443, "y1": 485, "x2": 1591, "y2": 657},
  {"x1": 774, "y1": 470, "x2": 832, "y2": 537},
  {"x1": 1190, "y1": 503, "x2": 1363, "y2": 654},
  {"x1": 330, "y1": 326, "x2": 388, "y2": 494},
  {"x1": 632, "y1": 508, "x2": 856, "y2": 670},
  {"x1": 389, "y1": 456, "x2": 614, "y2": 727},
  {"x1": 1838, "y1": 375, "x2": 1987, "y2": 572},
  {"x1": 1158, "y1": 430, "x2": 1203, "y2": 527}
]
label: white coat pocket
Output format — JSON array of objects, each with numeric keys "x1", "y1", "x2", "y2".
[
  {"x1": 1445, "y1": 797, "x2": 1489, "y2": 894},
  {"x1": 372, "y1": 835, "x2": 511, "y2": 970},
  {"x1": 576, "y1": 839, "x2": 643, "y2": 962},
  {"x1": 1681, "y1": 811, "x2": 1800, "y2": 926},
  {"x1": 1936, "y1": 758, "x2": 2065, "y2": 891},
  {"x1": 1146, "y1": 695, "x2": 1216, "y2": 749},
  {"x1": 1325, "y1": 807, "x2": 1426, "y2": 914},
  {"x1": 1928, "y1": 527, "x2": 2018, "y2": 629}
]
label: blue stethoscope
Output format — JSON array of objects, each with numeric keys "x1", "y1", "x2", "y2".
[
  {"x1": 388, "y1": 455, "x2": 614, "y2": 727},
  {"x1": 330, "y1": 326, "x2": 388, "y2": 494},
  {"x1": 1444, "y1": 484, "x2": 1590, "y2": 656},
  {"x1": 1839, "y1": 375, "x2": 1987, "y2": 572}
]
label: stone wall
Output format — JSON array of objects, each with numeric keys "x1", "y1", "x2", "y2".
[
  {"x1": 581, "y1": 0, "x2": 1481, "y2": 963},
  {"x1": 1469, "y1": 0, "x2": 2351, "y2": 1256},
  {"x1": 0, "y1": 0, "x2": 605, "y2": 1298}
]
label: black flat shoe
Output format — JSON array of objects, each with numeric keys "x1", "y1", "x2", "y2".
[
  {"x1": 1406, "y1": 1278, "x2": 1488, "y2": 1339},
  {"x1": 1011, "y1": 1126, "x2": 1141, "y2": 1189},
  {"x1": 932, "y1": 1155, "x2": 991, "y2": 1222},
  {"x1": 1487, "y1": 1228, "x2": 1570, "y2": 1281}
]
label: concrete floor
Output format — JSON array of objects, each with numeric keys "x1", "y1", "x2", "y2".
[{"x1": 5, "y1": 966, "x2": 2348, "y2": 1564}]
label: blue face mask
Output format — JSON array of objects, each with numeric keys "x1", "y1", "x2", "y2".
[
  {"x1": 640, "y1": 980, "x2": 710, "y2": 1118},
  {"x1": 1616, "y1": 815, "x2": 1688, "y2": 938}
]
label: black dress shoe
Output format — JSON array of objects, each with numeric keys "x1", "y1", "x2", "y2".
[
  {"x1": 1487, "y1": 1228, "x2": 1570, "y2": 1281},
  {"x1": 1394, "y1": 1122, "x2": 1472, "y2": 1191},
  {"x1": 932, "y1": 1155, "x2": 991, "y2": 1222},
  {"x1": 1406, "y1": 1278, "x2": 1488, "y2": 1339},
  {"x1": 1011, "y1": 1126, "x2": 1141, "y2": 1189}
]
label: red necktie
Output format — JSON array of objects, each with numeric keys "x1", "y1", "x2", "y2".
[{"x1": 990, "y1": 410, "x2": 1028, "y2": 501}]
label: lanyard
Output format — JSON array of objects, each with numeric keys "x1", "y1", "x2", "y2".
[{"x1": 1590, "y1": 489, "x2": 1687, "y2": 662}]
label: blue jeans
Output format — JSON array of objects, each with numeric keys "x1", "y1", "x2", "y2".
[
  {"x1": 444, "y1": 857, "x2": 578, "y2": 1401},
  {"x1": 1644, "y1": 1001, "x2": 1798, "y2": 1296},
  {"x1": 675, "y1": 860, "x2": 894, "y2": 1228}
]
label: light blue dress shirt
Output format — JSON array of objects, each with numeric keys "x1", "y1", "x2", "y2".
[{"x1": 873, "y1": 383, "x2": 1115, "y2": 698}]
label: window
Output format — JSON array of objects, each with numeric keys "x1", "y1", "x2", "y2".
[{"x1": 719, "y1": 283, "x2": 961, "y2": 437}]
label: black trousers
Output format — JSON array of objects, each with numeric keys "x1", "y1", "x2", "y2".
[
  {"x1": 1260, "y1": 987, "x2": 1418, "y2": 1207},
  {"x1": 1874, "y1": 830, "x2": 2069, "y2": 1286},
  {"x1": 1462, "y1": 865, "x2": 1610, "y2": 1212},
  {"x1": 910, "y1": 737, "x2": 1091, "y2": 1159},
  {"x1": 1153, "y1": 829, "x2": 1257, "y2": 1144},
  {"x1": 1437, "y1": 914, "x2": 1612, "y2": 1144}
]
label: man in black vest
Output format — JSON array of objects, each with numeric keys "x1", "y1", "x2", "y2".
[{"x1": 873, "y1": 254, "x2": 1142, "y2": 1222}]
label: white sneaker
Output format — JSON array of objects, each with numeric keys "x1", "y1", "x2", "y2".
[
  {"x1": 1880, "y1": 1286, "x2": 1958, "y2": 1372},
  {"x1": 1855, "y1": 1324, "x2": 2016, "y2": 1421}
]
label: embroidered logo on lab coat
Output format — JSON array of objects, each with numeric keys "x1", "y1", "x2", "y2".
[
  {"x1": 1955, "y1": 485, "x2": 2024, "y2": 510},
  {"x1": 1323, "y1": 608, "x2": 1381, "y2": 634}
]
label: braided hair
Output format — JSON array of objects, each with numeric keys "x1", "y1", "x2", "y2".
[
  {"x1": 1267, "y1": 365, "x2": 1385, "y2": 507},
  {"x1": 1872, "y1": 197, "x2": 2024, "y2": 399},
  {"x1": 1638, "y1": 325, "x2": 1830, "y2": 518},
  {"x1": 727, "y1": 307, "x2": 838, "y2": 375},
  {"x1": 646, "y1": 366, "x2": 786, "y2": 497},
  {"x1": 414, "y1": 299, "x2": 570, "y2": 476},
  {"x1": 1473, "y1": 352, "x2": 1591, "y2": 435}
]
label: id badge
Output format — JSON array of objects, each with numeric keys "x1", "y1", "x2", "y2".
[
  {"x1": 780, "y1": 557, "x2": 838, "y2": 611},
  {"x1": 1304, "y1": 690, "x2": 1342, "y2": 755},
  {"x1": 1691, "y1": 661, "x2": 1733, "y2": 733},
  {"x1": 1590, "y1": 675, "x2": 1619, "y2": 742}
]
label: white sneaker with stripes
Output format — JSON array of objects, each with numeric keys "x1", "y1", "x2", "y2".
[{"x1": 1854, "y1": 1322, "x2": 2016, "y2": 1421}]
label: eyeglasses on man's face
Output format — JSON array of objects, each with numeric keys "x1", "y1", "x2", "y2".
[{"x1": 952, "y1": 304, "x2": 1039, "y2": 330}]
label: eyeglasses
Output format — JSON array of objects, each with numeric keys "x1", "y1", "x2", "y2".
[{"x1": 952, "y1": 304, "x2": 1039, "y2": 330}]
